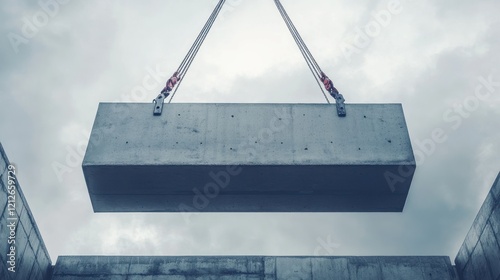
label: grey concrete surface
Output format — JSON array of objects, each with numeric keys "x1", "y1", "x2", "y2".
[
  {"x1": 455, "y1": 172, "x2": 500, "y2": 280},
  {"x1": 0, "y1": 143, "x2": 52, "y2": 280},
  {"x1": 51, "y1": 256, "x2": 457, "y2": 280},
  {"x1": 83, "y1": 103, "x2": 415, "y2": 212}
]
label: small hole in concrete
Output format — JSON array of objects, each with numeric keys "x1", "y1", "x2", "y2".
[
  {"x1": 176, "y1": 142, "x2": 178, "y2": 144},
  {"x1": 126, "y1": 141, "x2": 128, "y2": 144},
  {"x1": 200, "y1": 142, "x2": 203, "y2": 145},
  {"x1": 178, "y1": 114, "x2": 181, "y2": 116},
  {"x1": 364, "y1": 116, "x2": 366, "y2": 118},
  {"x1": 304, "y1": 148, "x2": 308, "y2": 150},
  {"x1": 388, "y1": 140, "x2": 392, "y2": 143},
  {"x1": 281, "y1": 142, "x2": 283, "y2": 144},
  {"x1": 279, "y1": 118, "x2": 282, "y2": 120},
  {"x1": 358, "y1": 148, "x2": 361, "y2": 150},
  {"x1": 255, "y1": 141, "x2": 258, "y2": 144},
  {"x1": 156, "y1": 106, "x2": 160, "y2": 109},
  {"x1": 231, "y1": 115, "x2": 234, "y2": 118}
]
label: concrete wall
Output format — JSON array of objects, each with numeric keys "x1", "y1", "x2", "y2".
[
  {"x1": 52, "y1": 256, "x2": 457, "y2": 280},
  {"x1": 0, "y1": 143, "x2": 52, "y2": 280},
  {"x1": 455, "y1": 172, "x2": 500, "y2": 280}
]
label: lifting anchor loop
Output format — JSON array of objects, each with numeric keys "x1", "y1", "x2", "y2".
[
  {"x1": 331, "y1": 90, "x2": 346, "y2": 117},
  {"x1": 153, "y1": 92, "x2": 168, "y2": 116}
]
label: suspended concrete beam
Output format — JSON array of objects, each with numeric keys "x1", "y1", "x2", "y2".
[{"x1": 82, "y1": 103, "x2": 415, "y2": 212}]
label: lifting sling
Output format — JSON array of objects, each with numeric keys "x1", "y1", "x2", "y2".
[
  {"x1": 153, "y1": 0, "x2": 227, "y2": 115},
  {"x1": 154, "y1": 0, "x2": 346, "y2": 117}
]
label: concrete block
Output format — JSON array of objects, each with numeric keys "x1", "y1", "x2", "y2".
[
  {"x1": 454, "y1": 242, "x2": 470, "y2": 275},
  {"x1": 34, "y1": 247, "x2": 50, "y2": 273},
  {"x1": 36, "y1": 251, "x2": 51, "y2": 277},
  {"x1": 215, "y1": 277, "x2": 263, "y2": 280},
  {"x1": 53, "y1": 276, "x2": 125, "y2": 280},
  {"x1": 126, "y1": 257, "x2": 169, "y2": 275},
  {"x1": 0, "y1": 204, "x2": 6, "y2": 233},
  {"x1": 128, "y1": 256, "x2": 264, "y2": 275},
  {"x1": 348, "y1": 257, "x2": 382, "y2": 279},
  {"x1": 461, "y1": 262, "x2": 477, "y2": 280},
  {"x1": 470, "y1": 242, "x2": 493, "y2": 280},
  {"x1": 473, "y1": 194, "x2": 496, "y2": 239},
  {"x1": 0, "y1": 181, "x2": 7, "y2": 216},
  {"x1": 29, "y1": 227, "x2": 51, "y2": 275},
  {"x1": 379, "y1": 257, "x2": 427, "y2": 280},
  {"x1": 54, "y1": 256, "x2": 130, "y2": 275},
  {"x1": 276, "y1": 257, "x2": 311, "y2": 280},
  {"x1": 492, "y1": 172, "x2": 500, "y2": 202},
  {"x1": 27, "y1": 262, "x2": 39, "y2": 280},
  {"x1": 14, "y1": 258, "x2": 34, "y2": 280},
  {"x1": 28, "y1": 228, "x2": 41, "y2": 256},
  {"x1": 480, "y1": 223, "x2": 500, "y2": 279},
  {"x1": 128, "y1": 274, "x2": 181, "y2": 280},
  {"x1": 460, "y1": 193, "x2": 496, "y2": 257},
  {"x1": 29, "y1": 268, "x2": 43, "y2": 280},
  {"x1": 0, "y1": 144, "x2": 8, "y2": 174},
  {"x1": 15, "y1": 222, "x2": 30, "y2": 268},
  {"x1": 312, "y1": 257, "x2": 349, "y2": 280},
  {"x1": 83, "y1": 103, "x2": 415, "y2": 212},
  {"x1": 126, "y1": 277, "x2": 167, "y2": 280},
  {"x1": 491, "y1": 205, "x2": 500, "y2": 243},
  {"x1": 264, "y1": 257, "x2": 275, "y2": 276},
  {"x1": 0, "y1": 221, "x2": 8, "y2": 260},
  {"x1": 19, "y1": 206, "x2": 32, "y2": 233},
  {"x1": 418, "y1": 257, "x2": 456, "y2": 280},
  {"x1": 16, "y1": 189, "x2": 29, "y2": 217},
  {"x1": 464, "y1": 223, "x2": 480, "y2": 257},
  {"x1": 0, "y1": 260, "x2": 11, "y2": 280}
]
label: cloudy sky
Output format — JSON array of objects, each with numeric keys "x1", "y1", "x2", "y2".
[{"x1": 1, "y1": 0, "x2": 499, "y2": 263}]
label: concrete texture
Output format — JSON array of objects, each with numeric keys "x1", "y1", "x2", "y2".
[
  {"x1": 83, "y1": 103, "x2": 415, "y2": 212},
  {"x1": 0, "y1": 143, "x2": 52, "y2": 280},
  {"x1": 455, "y1": 172, "x2": 500, "y2": 280},
  {"x1": 51, "y1": 256, "x2": 456, "y2": 280}
]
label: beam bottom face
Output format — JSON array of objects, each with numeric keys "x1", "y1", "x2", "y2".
[{"x1": 83, "y1": 103, "x2": 416, "y2": 212}]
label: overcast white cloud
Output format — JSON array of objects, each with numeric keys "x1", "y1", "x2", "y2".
[{"x1": 0, "y1": 0, "x2": 499, "y2": 262}]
